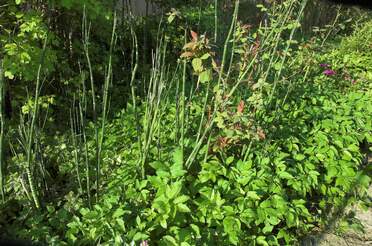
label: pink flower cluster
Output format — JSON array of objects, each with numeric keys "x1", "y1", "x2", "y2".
[
  {"x1": 320, "y1": 63, "x2": 357, "y2": 84},
  {"x1": 323, "y1": 69, "x2": 336, "y2": 76},
  {"x1": 320, "y1": 63, "x2": 336, "y2": 76}
]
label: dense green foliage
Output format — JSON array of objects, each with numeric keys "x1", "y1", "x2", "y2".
[{"x1": 0, "y1": 0, "x2": 371, "y2": 245}]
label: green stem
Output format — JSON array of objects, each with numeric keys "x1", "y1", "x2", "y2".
[
  {"x1": 97, "y1": 13, "x2": 117, "y2": 201},
  {"x1": 181, "y1": 45, "x2": 187, "y2": 166},
  {"x1": 82, "y1": 8, "x2": 99, "y2": 204},
  {"x1": 0, "y1": 60, "x2": 5, "y2": 203},
  {"x1": 26, "y1": 35, "x2": 49, "y2": 209},
  {"x1": 130, "y1": 27, "x2": 142, "y2": 173}
]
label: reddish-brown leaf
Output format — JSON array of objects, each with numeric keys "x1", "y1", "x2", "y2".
[
  {"x1": 237, "y1": 100, "x2": 245, "y2": 114},
  {"x1": 180, "y1": 51, "x2": 194, "y2": 58},
  {"x1": 218, "y1": 137, "x2": 230, "y2": 149},
  {"x1": 257, "y1": 128, "x2": 266, "y2": 140},
  {"x1": 190, "y1": 30, "x2": 198, "y2": 41}
]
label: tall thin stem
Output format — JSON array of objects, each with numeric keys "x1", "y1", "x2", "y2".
[
  {"x1": 78, "y1": 79, "x2": 92, "y2": 208},
  {"x1": 70, "y1": 96, "x2": 83, "y2": 193},
  {"x1": 82, "y1": 7, "x2": 99, "y2": 203},
  {"x1": 130, "y1": 26, "x2": 142, "y2": 170},
  {"x1": 0, "y1": 60, "x2": 5, "y2": 203},
  {"x1": 96, "y1": 13, "x2": 117, "y2": 200},
  {"x1": 25, "y1": 34, "x2": 49, "y2": 209},
  {"x1": 214, "y1": 0, "x2": 218, "y2": 43},
  {"x1": 181, "y1": 53, "x2": 186, "y2": 166}
]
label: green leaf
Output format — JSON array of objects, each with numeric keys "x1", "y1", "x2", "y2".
[
  {"x1": 4, "y1": 71, "x2": 14, "y2": 79},
  {"x1": 262, "y1": 224, "x2": 274, "y2": 234},
  {"x1": 200, "y1": 53, "x2": 210, "y2": 60},
  {"x1": 294, "y1": 154, "x2": 305, "y2": 161},
  {"x1": 133, "y1": 232, "x2": 149, "y2": 241},
  {"x1": 113, "y1": 208, "x2": 125, "y2": 218},
  {"x1": 190, "y1": 224, "x2": 201, "y2": 238},
  {"x1": 278, "y1": 171, "x2": 294, "y2": 180},
  {"x1": 173, "y1": 148, "x2": 183, "y2": 166},
  {"x1": 167, "y1": 181, "x2": 182, "y2": 199},
  {"x1": 237, "y1": 160, "x2": 252, "y2": 172},
  {"x1": 223, "y1": 216, "x2": 241, "y2": 245},
  {"x1": 168, "y1": 14, "x2": 176, "y2": 24},
  {"x1": 226, "y1": 156, "x2": 234, "y2": 165},
  {"x1": 256, "y1": 236, "x2": 269, "y2": 246},
  {"x1": 247, "y1": 191, "x2": 260, "y2": 200},
  {"x1": 162, "y1": 235, "x2": 178, "y2": 245},
  {"x1": 171, "y1": 149, "x2": 186, "y2": 178},
  {"x1": 327, "y1": 166, "x2": 338, "y2": 178},
  {"x1": 160, "y1": 218, "x2": 168, "y2": 229},
  {"x1": 342, "y1": 150, "x2": 353, "y2": 161},
  {"x1": 174, "y1": 195, "x2": 189, "y2": 204},
  {"x1": 177, "y1": 203, "x2": 191, "y2": 213},
  {"x1": 199, "y1": 69, "x2": 212, "y2": 83},
  {"x1": 192, "y1": 58, "x2": 203, "y2": 73},
  {"x1": 150, "y1": 161, "x2": 167, "y2": 171}
]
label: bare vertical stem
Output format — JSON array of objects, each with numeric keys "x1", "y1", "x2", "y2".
[
  {"x1": 82, "y1": 7, "x2": 99, "y2": 203},
  {"x1": 0, "y1": 60, "x2": 5, "y2": 203},
  {"x1": 180, "y1": 52, "x2": 186, "y2": 165},
  {"x1": 70, "y1": 95, "x2": 83, "y2": 193},
  {"x1": 26, "y1": 34, "x2": 48, "y2": 209},
  {"x1": 96, "y1": 13, "x2": 117, "y2": 200},
  {"x1": 214, "y1": 0, "x2": 218, "y2": 43},
  {"x1": 78, "y1": 77, "x2": 92, "y2": 208},
  {"x1": 130, "y1": 26, "x2": 142, "y2": 169}
]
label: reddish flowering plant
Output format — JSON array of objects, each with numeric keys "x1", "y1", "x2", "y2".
[
  {"x1": 319, "y1": 63, "x2": 336, "y2": 76},
  {"x1": 323, "y1": 69, "x2": 336, "y2": 76}
]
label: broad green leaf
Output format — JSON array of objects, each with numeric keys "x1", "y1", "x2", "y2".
[
  {"x1": 256, "y1": 236, "x2": 269, "y2": 246},
  {"x1": 177, "y1": 203, "x2": 191, "y2": 213},
  {"x1": 190, "y1": 224, "x2": 201, "y2": 237},
  {"x1": 167, "y1": 181, "x2": 182, "y2": 199},
  {"x1": 113, "y1": 208, "x2": 125, "y2": 218},
  {"x1": 247, "y1": 191, "x2": 260, "y2": 200},
  {"x1": 226, "y1": 156, "x2": 234, "y2": 165},
  {"x1": 199, "y1": 69, "x2": 212, "y2": 83},
  {"x1": 163, "y1": 235, "x2": 177, "y2": 245},
  {"x1": 223, "y1": 216, "x2": 241, "y2": 244},
  {"x1": 192, "y1": 58, "x2": 203, "y2": 73},
  {"x1": 262, "y1": 224, "x2": 274, "y2": 234},
  {"x1": 174, "y1": 195, "x2": 189, "y2": 204},
  {"x1": 278, "y1": 171, "x2": 294, "y2": 180},
  {"x1": 294, "y1": 154, "x2": 305, "y2": 161},
  {"x1": 160, "y1": 218, "x2": 167, "y2": 229},
  {"x1": 200, "y1": 53, "x2": 210, "y2": 60}
]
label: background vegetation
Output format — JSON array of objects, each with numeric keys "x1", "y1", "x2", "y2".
[{"x1": 0, "y1": 0, "x2": 371, "y2": 245}]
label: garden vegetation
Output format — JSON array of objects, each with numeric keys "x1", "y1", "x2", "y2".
[{"x1": 0, "y1": 0, "x2": 371, "y2": 245}]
